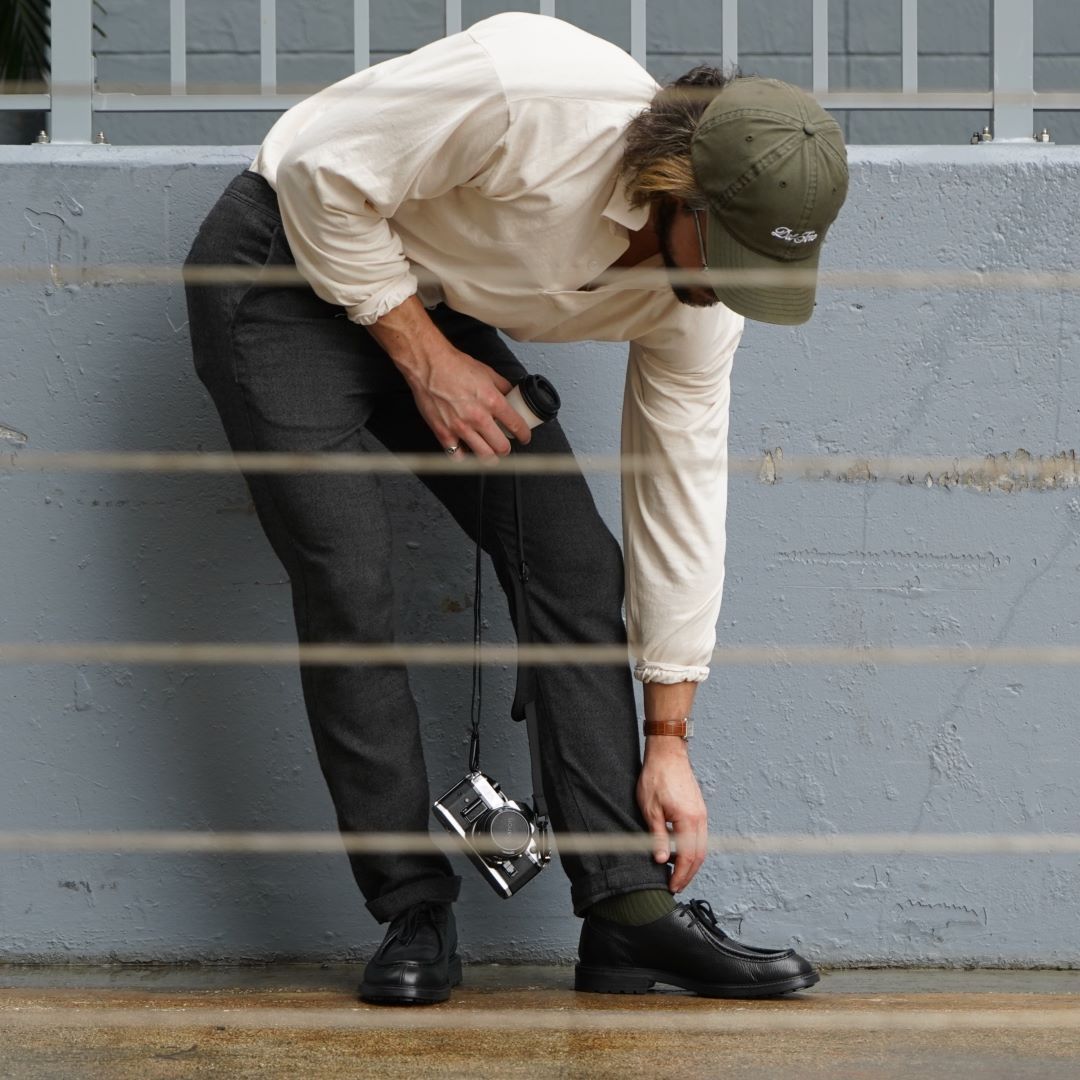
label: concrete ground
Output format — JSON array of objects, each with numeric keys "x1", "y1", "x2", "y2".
[{"x1": 3, "y1": 965, "x2": 1080, "y2": 1079}]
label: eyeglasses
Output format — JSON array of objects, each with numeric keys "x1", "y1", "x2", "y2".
[{"x1": 692, "y1": 207, "x2": 708, "y2": 270}]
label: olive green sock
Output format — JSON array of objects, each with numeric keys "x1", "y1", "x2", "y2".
[{"x1": 589, "y1": 889, "x2": 678, "y2": 926}]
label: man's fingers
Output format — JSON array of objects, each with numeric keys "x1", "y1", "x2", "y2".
[
  {"x1": 669, "y1": 816, "x2": 704, "y2": 893},
  {"x1": 645, "y1": 811, "x2": 670, "y2": 865},
  {"x1": 488, "y1": 371, "x2": 514, "y2": 395},
  {"x1": 457, "y1": 426, "x2": 499, "y2": 460},
  {"x1": 474, "y1": 415, "x2": 514, "y2": 457},
  {"x1": 491, "y1": 397, "x2": 532, "y2": 444},
  {"x1": 476, "y1": 364, "x2": 532, "y2": 443}
]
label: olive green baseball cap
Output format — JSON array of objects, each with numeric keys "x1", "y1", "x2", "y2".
[{"x1": 690, "y1": 77, "x2": 848, "y2": 325}]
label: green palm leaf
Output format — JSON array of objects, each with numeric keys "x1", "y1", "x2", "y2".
[
  {"x1": 0, "y1": 0, "x2": 50, "y2": 89},
  {"x1": 0, "y1": 1, "x2": 106, "y2": 91}
]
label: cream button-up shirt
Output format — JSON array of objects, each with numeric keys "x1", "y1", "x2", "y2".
[{"x1": 251, "y1": 11, "x2": 744, "y2": 684}]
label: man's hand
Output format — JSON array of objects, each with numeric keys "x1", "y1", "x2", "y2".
[
  {"x1": 406, "y1": 343, "x2": 530, "y2": 458},
  {"x1": 367, "y1": 295, "x2": 531, "y2": 457},
  {"x1": 637, "y1": 737, "x2": 708, "y2": 894}
]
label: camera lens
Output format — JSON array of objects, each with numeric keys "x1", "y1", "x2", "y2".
[{"x1": 471, "y1": 805, "x2": 532, "y2": 857}]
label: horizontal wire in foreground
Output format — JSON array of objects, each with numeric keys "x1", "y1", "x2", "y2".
[
  {"x1": 15, "y1": 264, "x2": 1080, "y2": 291},
  {"x1": 2, "y1": 1007, "x2": 1080, "y2": 1034},
  {"x1": 2, "y1": 643, "x2": 1080, "y2": 667},
  {"x1": 3, "y1": 830, "x2": 1080, "y2": 856},
  {"x1": 4, "y1": 451, "x2": 1077, "y2": 489}
]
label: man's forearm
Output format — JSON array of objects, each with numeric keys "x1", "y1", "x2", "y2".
[{"x1": 365, "y1": 294, "x2": 449, "y2": 379}]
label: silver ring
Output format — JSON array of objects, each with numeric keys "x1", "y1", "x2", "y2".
[{"x1": 445, "y1": 444, "x2": 460, "y2": 456}]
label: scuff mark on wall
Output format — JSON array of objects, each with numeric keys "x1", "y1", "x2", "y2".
[
  {"x1": 24, "y1": 206, "x2": 83, "y2": 317},
  {"x1": 928, "y1": 722, "x2": 980, "y2": 791},
  {"x1": 58, "y1": 880, "x2": 92, "y2": 893},
  {"x1": 894, "y1": 898, "x2": 989, "y2": 938},
  {"x1": 74, "y1": 671, "x2": 94, "y2": 713}
]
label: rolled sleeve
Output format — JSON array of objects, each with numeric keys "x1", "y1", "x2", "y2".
[
  {"x1": 256, "y1": 34, "x2": 509, "y2": 325},
  {"x1": 621, "y1": 307, "x2": 744, "y2": 683}
]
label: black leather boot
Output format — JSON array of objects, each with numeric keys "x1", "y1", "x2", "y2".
[
  {"x1": 359, "y1": 901, "x2": 462, "y2": 1005},
  {"x1": 575, "y1": 898, "x2": 819, "y2": 998}
]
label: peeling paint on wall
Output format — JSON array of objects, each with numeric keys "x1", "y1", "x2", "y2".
[
  {"x1": 760, "y1": 449, "x2": 1080, "y2": 492},
  {"x1": 910, "y1": 450, "x2": 1080, "y2": 493},
  {"x1": 777, "y1": 549, "x2": 1007, "y2": 571},
  {"x1": 0, "y1": 423, "x2": 28, "y2": 445}
]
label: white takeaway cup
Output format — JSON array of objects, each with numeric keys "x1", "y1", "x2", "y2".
[{"x1": 499, "y1": 374, "x2": 561, "y2": 438}]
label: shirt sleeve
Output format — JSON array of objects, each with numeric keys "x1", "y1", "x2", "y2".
[
  {"x1": 260, "y1": 35, "x2": 509, "y2": 325},
  {"x1": 621, "y1": 307, "x2": 744, "y2": 683}
]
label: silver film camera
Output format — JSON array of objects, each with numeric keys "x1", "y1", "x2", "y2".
[{"x1": 433, "y1": 772, "x2": 550, "y2": 898}]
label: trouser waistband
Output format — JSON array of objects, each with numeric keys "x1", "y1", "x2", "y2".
[{"x1": 228, "y1": 168, "x2": 281, "y2": 218}]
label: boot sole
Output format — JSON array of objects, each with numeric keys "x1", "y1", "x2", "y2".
[
  {"x1": 574, "y1": 963, "x2": 820, "y2": 999},
  {"x1": 359, "y1": 955, "x2": 463, "y2": 1005}
]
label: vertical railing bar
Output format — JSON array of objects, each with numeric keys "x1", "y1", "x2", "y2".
[
  {"x1": 170, "y1": 0, "x2": 187, "y2": 94},
  {"x1": 260, "y1": 0, "x2": 277, "y2": 94},
  {"x1": 721, "y1": 0, "x2": 738, "y2": 71},
  {"x1": 445, "y1": 0, "x2": 461, "y2": 36},
  {"x1": 539, "y1": 0, "x2": 555, "y2": 16},
  {"x1": 48, "y1": 0, "x2": 94, "y2": 143},
  {"x1": 353, "y1": 0, "x2": 370, "y2": 70},
  {"x1": 630, "y1": 0, "x2": 646, "y2": 65},
  {"x1": 991, "y1": 0, "x2": 1034, "y2": 140},
  {"x1": 901, "y1": 0, "x2": 918, "y2": 94},
  {"x1": 812, "y1": 0, "x2": 828, "y2": 93}
]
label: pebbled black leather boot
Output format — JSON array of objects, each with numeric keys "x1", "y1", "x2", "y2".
[
  {"x1": 575, "y1": 898, "x2": 819, "y2": 998},
  {"x1": 359, "y1": 901, "x2": 462, "y2": 1005}
]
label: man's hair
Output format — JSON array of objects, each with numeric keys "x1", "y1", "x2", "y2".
[{"x1": 622, "y1": 65, "x2": 739, "y2": 211}]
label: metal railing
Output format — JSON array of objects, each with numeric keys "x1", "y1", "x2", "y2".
[{"x1": 3, "y1": 0, "x2": 1078, "y2": 145}]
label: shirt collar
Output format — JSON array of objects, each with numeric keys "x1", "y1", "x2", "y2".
[{"x1": 602, "y1": 174, "x2": 650, "y2": 232}]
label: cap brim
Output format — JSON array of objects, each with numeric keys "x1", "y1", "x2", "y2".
[{"x1": 706, "y1": 213, "x2": 818, "y2": 325}]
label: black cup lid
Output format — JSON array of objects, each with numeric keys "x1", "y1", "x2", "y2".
[{"x1": 517, "y1": 374, "x2": 561, "y2": 422}]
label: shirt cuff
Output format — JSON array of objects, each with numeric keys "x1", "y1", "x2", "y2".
[
  {"x1": 345, "y1": 275, "x2": 419, "y2": 326},
  {"x1": 633, "y1": 659, "x2": 710, "y2": 684}
]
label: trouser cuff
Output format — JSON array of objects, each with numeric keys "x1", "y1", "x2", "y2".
[
  {"x1": 366, "y1": 874, "x2": 462, "y2": 924},
  {"x1": 569, "y1": 861, "x2": 670, "y2": 917}
]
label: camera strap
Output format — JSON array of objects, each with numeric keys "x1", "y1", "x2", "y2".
[
  {"x1": 507, "y1": 471, "x2": 550, "y2": 826},
  {"x1": 467, "y1": 467, "x2": 550, "y2": 830}
]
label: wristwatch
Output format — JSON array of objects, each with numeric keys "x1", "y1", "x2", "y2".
[{"x1": 643, "y1": 716, "x2": 694, "y2": 740}]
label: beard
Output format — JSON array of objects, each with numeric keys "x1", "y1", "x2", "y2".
[{"x1": 657, "y1": 198, "x2": 720, "y2": 309}]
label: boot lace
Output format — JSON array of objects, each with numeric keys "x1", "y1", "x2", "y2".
[{"x1": 687, "y1": 898, "x2": 729, "y2": 940}]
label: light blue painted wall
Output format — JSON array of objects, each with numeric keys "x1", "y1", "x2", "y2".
[
  {"x1": 1, "y1": 144, "x2": 1078, "y2": 965},
  {"x1": 3, "y1": 1, "x2": 1080, "y2": 145}
]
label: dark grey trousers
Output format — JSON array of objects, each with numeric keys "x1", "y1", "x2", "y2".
[{"x1": 183, "y1": 170, "x2": 668, "y2": 922}]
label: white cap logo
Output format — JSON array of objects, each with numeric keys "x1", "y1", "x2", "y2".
[{"x1": 772, "y1": 226, "x2": 818, "y2": 244}]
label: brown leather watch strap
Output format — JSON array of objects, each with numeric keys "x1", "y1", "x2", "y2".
[{"x1": 643, "y1": 717, "x2": 693, "y2": 739}]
